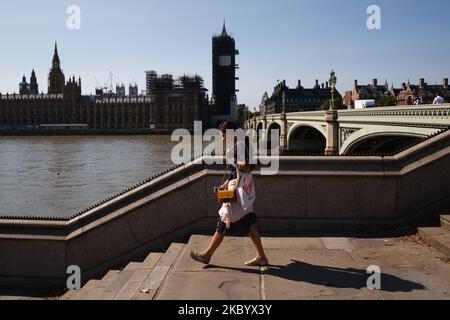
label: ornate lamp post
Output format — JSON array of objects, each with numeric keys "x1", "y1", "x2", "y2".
[
  {"x1": 329, "y1": 70, "x2": 337, "y2": 110},
  {"x1": 325, "y1": 69, "x2": 339, "y2": 155}
]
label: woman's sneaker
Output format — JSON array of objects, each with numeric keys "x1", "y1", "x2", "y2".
[
  {"x1": 189, "y1": 250, "x2": 211, "y2": 265},
  {"x1": 245, "y1": 256, "x2": 269, "y2": 267}
]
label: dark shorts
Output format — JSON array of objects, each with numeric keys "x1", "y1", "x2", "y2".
[{"x1": 216, "y1": 212, "x2": 258, "y2": 236}]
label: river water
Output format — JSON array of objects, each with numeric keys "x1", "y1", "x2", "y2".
[{"x1": 0, "y1": 136, "x2": 180, "y2": 219}]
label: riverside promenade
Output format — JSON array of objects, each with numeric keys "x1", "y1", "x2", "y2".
[
  {"x1": 146, "y1": 234, "x2": 450, "y2": 300},
  {"x1": 3, "y1": 231, "x2": 449, "y2": 300}
]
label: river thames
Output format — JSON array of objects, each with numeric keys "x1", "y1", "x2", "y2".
[{"x1": 0, "y1": 136, "x2": 180, "y2": 219}]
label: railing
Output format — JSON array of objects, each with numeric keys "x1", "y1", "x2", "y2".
[{"x1": 247, "y1": 104, "x2": 450, "y2": 126}]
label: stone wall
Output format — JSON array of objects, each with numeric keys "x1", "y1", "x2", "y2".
[{"x1": 1, "y1": 131, "x2": 450, "y2": 289}]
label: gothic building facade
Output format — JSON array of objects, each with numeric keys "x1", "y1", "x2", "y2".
[
  {"x1": 0, "y1": 44, "x2": 153, "y2": 131},
  {"x1": 262, "y1": 79, "x2": 342, "y2": 115},
  {"x1": 19, "y1": 70, "x2": 39, "y2": 95}
]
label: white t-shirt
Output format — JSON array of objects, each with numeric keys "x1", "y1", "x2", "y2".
[
  {"x1": 433, "y1": 96, "x2": 445, "y2": 104},
  {"x1": 229, "y1": 177, "x2": 254, "y2": 223}
]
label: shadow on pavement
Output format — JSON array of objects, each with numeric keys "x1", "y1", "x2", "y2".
[{"x1": 205, "y1": 260, "x2": 426, "y2": 293}]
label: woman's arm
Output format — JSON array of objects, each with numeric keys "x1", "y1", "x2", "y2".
[
  {"x1": 237, "y1": 162, "x2": 253, "y2": 173},
  {"x1": 219, "y1": 180, "x2": 229, "y2": 190}
]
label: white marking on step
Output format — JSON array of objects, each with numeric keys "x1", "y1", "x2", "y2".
[
  {"x1": 321, "y1": 238, "x2": 355, "y2": 251},
  {"x1": 260, "y1": 267, "x2": 267, "y2": 300}
]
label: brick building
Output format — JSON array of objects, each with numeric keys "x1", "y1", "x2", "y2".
[
  {"x1": 397, "y1": 78, "x2": 449, "y2": 105},
  {"x1": 351, "y1": 79, "x2": 399, "y2": 103}
]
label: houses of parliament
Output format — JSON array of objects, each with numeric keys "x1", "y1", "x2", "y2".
[{"x1": 0, "y1": 43, "x2": 209, "y2": 133}]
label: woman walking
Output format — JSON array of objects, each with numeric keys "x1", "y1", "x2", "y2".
[{"x1": 189, "y1": 121, "x2": 269, "y2": 267}]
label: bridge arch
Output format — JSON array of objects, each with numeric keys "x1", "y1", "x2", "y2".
[
  {"x1": 266, "y1": 121, "x2": 282, "y2": 150},
  {"x1": 287, "y1": 124, "x2": 327, "y2": 152},
  {"x1": 340, "y1": 129, "x2": 431, "y2": 155},
  {"x1": 256, "y1": 122, "x2": 264, "y2": 140}
]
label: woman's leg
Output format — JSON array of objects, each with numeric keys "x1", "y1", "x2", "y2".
[
  {"x1": 248, "y1": 225, "x2": 268, "y2": 260},
  {"x1": 190, "y1": 219, "x2": 227, "y2": 264},
  {"x1": 202, "y1": 232, "x2": 225, "y2": 259}
]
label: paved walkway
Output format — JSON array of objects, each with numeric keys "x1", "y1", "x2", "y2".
[
  {"x1": 1, "y1": 233, "x2": 449, "y2": 300},
  {"x1": 156, "y1": 234, "x2": 450, "y2": 300}
]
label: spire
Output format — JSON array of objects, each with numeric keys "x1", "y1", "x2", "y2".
[
  {"x1": 221, "y1": 20, "x2": 228, "y2": 37},
  {"x1": 30, "y1": 69, "x2": 37, "y2": 82},
  {"x1": 52, "y1": 42, "x2": 61, "y2": 69}
]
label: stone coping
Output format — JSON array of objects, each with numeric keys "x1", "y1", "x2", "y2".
[{"x1": 1, "y1": 129, "x2": 450, "y2": 233}]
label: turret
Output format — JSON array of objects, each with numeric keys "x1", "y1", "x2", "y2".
[{"x1": 19, "y1": 75, "x2": 29, "y2": 95}]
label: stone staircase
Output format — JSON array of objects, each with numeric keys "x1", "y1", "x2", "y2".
[
  {"x1": 60, "y1": 243, "x2": 185, "y2": 300},
  {"x1": 419, "y1": 215, "x2": 450, "y2": 258}
]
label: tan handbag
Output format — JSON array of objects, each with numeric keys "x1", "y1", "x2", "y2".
[
  {"x1": 217, "y1": 189, "x2": 237, "y2": 204},
  {"x1": 216, "y1": 169, "x2": 243, "y2": 204}
]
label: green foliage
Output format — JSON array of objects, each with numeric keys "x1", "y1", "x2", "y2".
[
  {"x1": 376, "y1": 95, "x2": 397, "y2": 107},
  {"x1": 237, "y1": 104, "x2": 254, "y2": 126},
  {"x1": 321, "y1": 97, "x2": 344, "y2": 110}
]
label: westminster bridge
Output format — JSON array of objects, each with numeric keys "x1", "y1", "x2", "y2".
[{"x1": 244, "y1": 104, "x2": 450, "y2": 155}]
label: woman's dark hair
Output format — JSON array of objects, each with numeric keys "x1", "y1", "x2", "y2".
[{"x1": 219, "y1": 121, "x2": 238, "y2": 133}]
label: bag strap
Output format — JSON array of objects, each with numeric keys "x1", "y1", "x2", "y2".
[
  {"x1": 219, "y1": 165, "x2": 243, "y2": 188},
  {"x1": 236, "y1": 168, "x2": 244, "y2": 188}
]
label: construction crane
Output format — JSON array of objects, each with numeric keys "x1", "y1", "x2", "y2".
[{"x1": 95, "y1": 72, "x2": 114, "y2": 95}]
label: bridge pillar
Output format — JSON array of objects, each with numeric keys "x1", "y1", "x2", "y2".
[
  {"x1": 325, "y1": 110, "x2": 339, "y2": 156},
  {"x1": 280, "y1": 112, "x2": 288, "y2": 152}
]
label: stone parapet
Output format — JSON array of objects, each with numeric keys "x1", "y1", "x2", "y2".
[{"x1": 1, "y1": 131, "x2": 450, "y2": 289}]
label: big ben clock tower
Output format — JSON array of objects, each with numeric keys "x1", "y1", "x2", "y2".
[{"x1": 211, "y1": 21, "x2": 239, "y2": 125}]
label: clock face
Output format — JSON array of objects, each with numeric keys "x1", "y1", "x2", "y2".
[{"x1": 219, "y1": 55, "x2": 232, "y2": 66}]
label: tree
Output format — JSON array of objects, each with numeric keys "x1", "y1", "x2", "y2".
[
  {"x1": 376, "y1": 95, "x2": 397, "y2": 107},
  {"x1": 321, "y1": 97, "x2": 344, "y2": 110},
  {"x1": 237, "y1": 104, "x2": 253, "y2": 126}
]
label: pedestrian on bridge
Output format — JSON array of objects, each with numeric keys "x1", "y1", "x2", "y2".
[{"x1": 433, "y1": 93, "x2": 445, "y2": 105}]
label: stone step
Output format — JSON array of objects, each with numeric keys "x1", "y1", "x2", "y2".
[
  {"x1": 440, "y1": 215, "x2": 450, "y2": 231},
  {"x1": 132, "y1": 243, "x2": 185, "y2": 300},
  {"x1": 66, "y1": 269, "x2": 135, "y2": 301},
  {"x1": 80, "y1": 269, "x2": 123, "y2": 300},
  {"x1": 61, "y1": 279, "x2": 100, "y2": 300},
  {"x1": 60, "y1": 245, "x2": 184, "y2": 300},
  {"x1": 114, "y1": 253, "x2": 163, "y2": 300},
  {"x1": 100, "y1": 270, "x2": 121, "y2": 286},
  {"x1": 418, "y1": 227, "x2": 450, "y2": 258},
  {"x1": 95, "y1": 269, "x2": 135, "y2": 300},
  {"x1": 60, "y1": 269, "x2": 120, "y2": 300},
  {"x1": 143, "y1": 252, "x2": 164, "y2": 269}
]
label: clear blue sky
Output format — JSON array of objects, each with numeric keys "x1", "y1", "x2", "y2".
[{"x1": 0, "y1": 0, "x2": 449, "y2": 109}]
